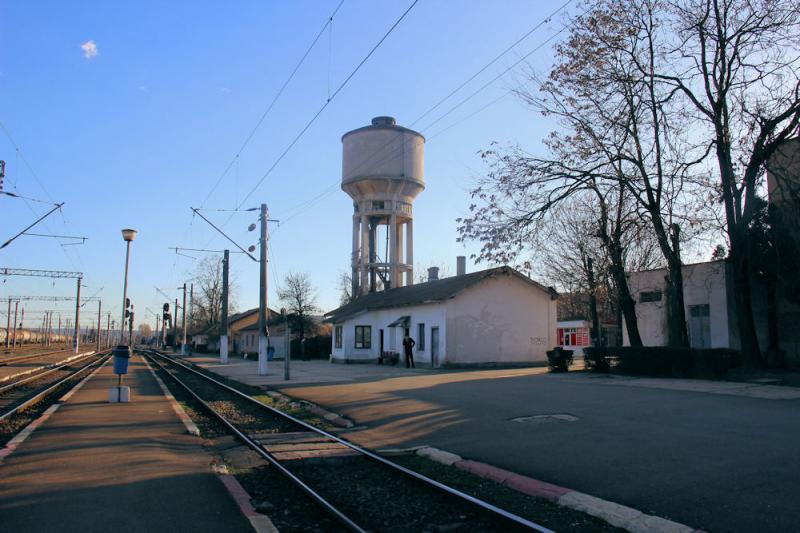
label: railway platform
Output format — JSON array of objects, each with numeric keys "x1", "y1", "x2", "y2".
[{"x1": 0, "y1": 354, "x2": 253, "y2": 532}]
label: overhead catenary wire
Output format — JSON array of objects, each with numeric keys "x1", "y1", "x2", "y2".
[
  {"x1": 236, "y1": 0, "x2": 421, "y2": 208},
  {"x1": 197, "y1": 0, "x2": 347, "y2": 209},
  {"x1": 273, "y1": 4, "x2": 576, "y2": 232}
]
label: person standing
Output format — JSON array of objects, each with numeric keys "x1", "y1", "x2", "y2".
[{"x1": 402, "y1": 334, "x2": 416, "y2": 369}]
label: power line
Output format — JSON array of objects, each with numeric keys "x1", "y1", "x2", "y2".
[
  {"x1": 237, "y1": 0, "x2": 421, "y2": 208},
  {"x1": 274, "y1": 4, "x2": 574, "y2": 231},
  {"x1": 197, "y1": 0, "x2": 347, "y2": 209}
]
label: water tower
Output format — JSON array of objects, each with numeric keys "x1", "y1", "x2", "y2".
[{"x1": 342, "y1": 116, "x2": 425, "y2": 296}]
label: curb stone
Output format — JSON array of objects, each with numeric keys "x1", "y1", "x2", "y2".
[{"x1": 415, "y1": 446, "x2": 699, "y2": 533}]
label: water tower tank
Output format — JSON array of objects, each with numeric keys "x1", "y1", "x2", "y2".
[{"x1": 342, "y1": 117, "x2": 426, "y2": 295}]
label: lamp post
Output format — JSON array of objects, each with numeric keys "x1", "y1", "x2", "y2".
[{"x1": 120, "y1": 228, "x2": 137, "y2": 346}]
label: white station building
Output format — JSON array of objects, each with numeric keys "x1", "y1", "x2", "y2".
[{"x1": 326, "y1": 265, "x2": 558, "y2": 367}]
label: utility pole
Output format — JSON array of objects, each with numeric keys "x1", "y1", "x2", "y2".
[
  {"x1": 12, "y1": 302, "x2": 19, "y2": 349},
  {"x1": 189, "y1": 282, "x2": 194, "y2": 339},
  {"x1": 96, "y1": 300, "x2": 102, "y2": 352},
  {"x1": 258, "y1": 203, "x2": 269, "y2": 375},
  {"x1": 182, "y1": 282, "x2": 187, "y2": 355},
  {"x1": 283, "y1": 308, "x2": 290, "y2": 380},
  {"x1": 58, "y1": 314, "x2": 62, "y2": 346},
  {"x1": 5, "y1": 299, "x2": 10, "y2": 349},
  {"x1": 220, "y1": 249, "x2": 230, "y2": 364},
  {"x1": 106, "y1": 313, "x2": 111, "y2": 348},
  {"x1": 73, "y1": 277, "x2": 81, "y2": 353},
  {"x1": 174, "y1": 298, "x2": 179, "y2": 351}
]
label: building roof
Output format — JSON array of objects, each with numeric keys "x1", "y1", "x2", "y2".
[{"x1": 325, "y1": 266, "x2": 556, "y2": 323}]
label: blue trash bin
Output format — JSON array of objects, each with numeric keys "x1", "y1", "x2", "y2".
[
  {"x1": 113, "y1": 345, "x2": 131, "y2": 375},
  {"x1": 267, "y1": 346, "x2": 275, "y2": 361}
]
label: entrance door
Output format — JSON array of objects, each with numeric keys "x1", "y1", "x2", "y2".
[
  {"x1": 689, "y1": 304, "x2": 711, "y2": 348},
  {"x1": 431, "y1": 327, "x2": 440, "y2": 367},
  {"x1": 379, "y1": 329, "x2": 384, "y2": 355}
]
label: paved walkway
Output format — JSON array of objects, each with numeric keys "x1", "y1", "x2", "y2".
[
  {"x1": 188, "y1": 355, "x2": 800, "y2": 532},
  {"x1": 0, "y1": 355, "x2": 252, "y2": 532}
]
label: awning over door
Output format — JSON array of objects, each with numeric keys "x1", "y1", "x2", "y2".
[{"x1": 387, "y1": 315, "x2": 410, "y2": 328}]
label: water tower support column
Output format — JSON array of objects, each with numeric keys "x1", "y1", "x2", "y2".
[
  {"x1": 360, "y1": 214, "x2": 369, "y2": 294},
  {"x1": 406, "y1": 220, "x2": 414, "y2": 286},
  {"x1": 352, "y1": 214, "x2": 360, "y2": 296},
  {"x1": 389, "y1": 213, "x2": 398, "y2": 288}
]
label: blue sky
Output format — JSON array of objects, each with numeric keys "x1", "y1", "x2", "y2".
[{"x1": 1, "y1": 0, "x2": 575, "y2": 330}]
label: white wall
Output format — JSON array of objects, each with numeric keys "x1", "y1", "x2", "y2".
[
  {"x1": 330, "y1": 303, "x2": 446, "y2": 365},
  {"x1": 623, "y1": 261, "x2": 730, "y2": 348},
  {"x1": 445, "y1": 274, "x2": 556, "y2": 364}
]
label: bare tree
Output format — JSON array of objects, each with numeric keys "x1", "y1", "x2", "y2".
[
  {"x1": 278, "y1": 272, "x2": 319, "y2": 347},
  {"x1": 192, "y1": 255, "x2": 237, "y2": 330},
  {"x1": 459, "y1": 0, "x2": 710, "y2": 347},
  {"x1": 337, "y1": 271, "x2": 355, "y2": 307},
  {"x1": 137, "y1": 323, "x2": 153, "y2": 338},
  {"x1": 648, "y1": 0, "x2": 800, "y2": 366}
]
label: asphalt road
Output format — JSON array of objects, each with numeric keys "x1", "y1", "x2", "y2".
[{"x1": 281, "y1": 370, "x2": 800, "y2": 532}]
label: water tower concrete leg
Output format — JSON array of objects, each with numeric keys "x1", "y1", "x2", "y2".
[
  {"x1": 406, "y1": 219, "x2": 414, "y2": 286},
  {"x1": 389, "y1": 214, "x2": 398, "y2": 288},
  {"x1": 360, "y1": 214, "x2": 369, "y2": 294},
  {"x1": 352, "y1": 215, "x2": 360, "y2": 295}
]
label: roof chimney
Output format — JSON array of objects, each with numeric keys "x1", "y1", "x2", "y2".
[
  {"x1": 457, "y1": 256, "x2": 466, "y2": 276},
  {"x1": 427, "y1": 267, "x2": 439, "y2": 282}
]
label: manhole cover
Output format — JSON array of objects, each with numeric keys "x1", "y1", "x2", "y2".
[{"x1": 511, "y1": 414, "x2": 579, "y2": 424}]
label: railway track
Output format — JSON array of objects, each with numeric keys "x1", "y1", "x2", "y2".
[
  {"x1": 144, "y1": 348, "x2": 553, "y2": 533},
  {"x1": 0, "y1": 351, "x2": 110, "y2": 423},
  {"x1": 0, "y1": 348, "x2": 75, "y2": 367}
]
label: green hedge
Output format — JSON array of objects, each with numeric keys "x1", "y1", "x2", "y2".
[{"x1": 584, "y1": 346, "x2": 742, "y2": 378}]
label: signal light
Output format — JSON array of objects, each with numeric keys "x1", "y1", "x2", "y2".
[{"x1": 125, "y1": 298, "x2": 131, "y2": 308}]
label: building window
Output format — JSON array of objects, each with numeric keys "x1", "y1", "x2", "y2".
[
  {"x1": 372, "y1": 200, "x2": 385, "y2": 210},
  {"x1": 640, "y1": 290, "x2": 663, "y2": 303},
  {"x1": 335, "y1": 326, "x2": 342, "y2": 349},
  {"x1": 557, "y1": 327, "x2": 590, "y2": 347},
  {"x1": 355, "y1": 325, "x2": 371, "y2": 349},
  {"x1": 417, "y1": 323, "x2": 425, "y2": 350}
]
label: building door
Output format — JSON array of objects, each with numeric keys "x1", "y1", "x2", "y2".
[
  {"x1": 689, "y1": 304, "x2": 711, "y2": 349},
  {"x1": 379, "y1": 329, "x2": 384, "y2": 354},
  {"x1": 431, "y1": 327, "x2": 440, "y2": 367}
]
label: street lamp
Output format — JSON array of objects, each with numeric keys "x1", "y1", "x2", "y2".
[{"x1": 120, "y1": 228, "x2": 137, "y2": 345}]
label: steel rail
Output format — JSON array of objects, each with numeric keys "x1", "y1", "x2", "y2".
[
  {"x1": 0, "y1": 349, "x2": 75, "y2": 367},
  {"x1": 145, "y1": 349, "x2": 553, "y2": 533},
  {"x1": 0, "y1": 352, "x2": 110, "y2": 421},
  {"x1": 0, "y1": 352, "x2": 97, "y2": 394},
  {"x1": 144, "y1": 350, "x2": 366, "y2": 533}
]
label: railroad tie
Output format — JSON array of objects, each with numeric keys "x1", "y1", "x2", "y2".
[{"x1": 252, "y1": 431, "x2": 360, "y2": 462}]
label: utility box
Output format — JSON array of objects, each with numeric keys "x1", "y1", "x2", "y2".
[{"x1": 112, "y1": 345, "x2": 131, "y2": 374}]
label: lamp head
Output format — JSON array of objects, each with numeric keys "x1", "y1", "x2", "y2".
[{"x1": 121, "y1": 228, "x2": 138, "y2": 242}]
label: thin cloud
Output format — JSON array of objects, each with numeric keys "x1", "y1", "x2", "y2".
[{"x1": 80, "y1": 40, "x2": 98, "y2": 59}]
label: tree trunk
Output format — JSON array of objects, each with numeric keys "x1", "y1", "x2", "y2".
[
  {"x1": 729, "y1": 242, "x2": 765, "y2": 368},
  {"x1": 607, "y1": 244, "x2": 643, "y2": 346},
  {"x1": 664, "y1": 224, "x2": 689, "y2": 347},
  {"x1": 587, "y1": 257, "x2": 601, "y2": 346}
]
